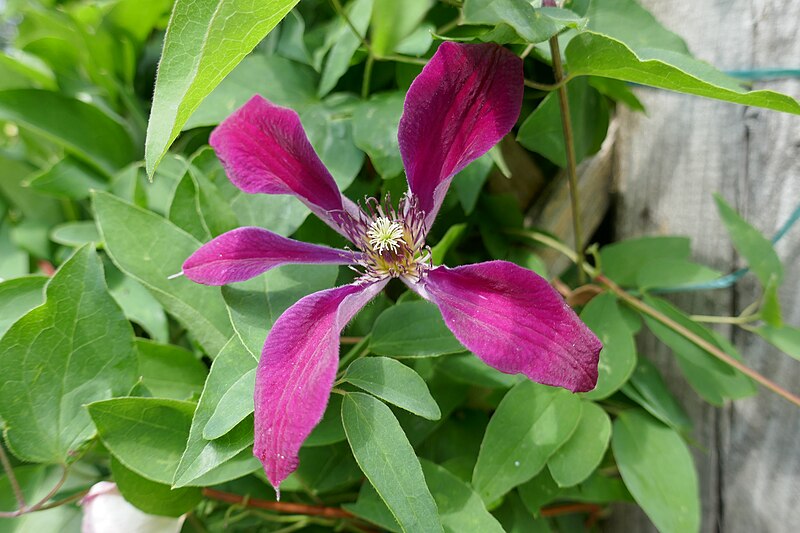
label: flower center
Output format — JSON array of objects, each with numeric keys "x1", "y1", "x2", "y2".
[
  {"x1": 334, "y1": 193, "x2": 431, "y2": 283},
  {"x1": 366, "y1": 217, "x2": 405, "y2": 253}
]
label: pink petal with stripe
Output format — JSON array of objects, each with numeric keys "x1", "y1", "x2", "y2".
[
  {"x1": 253, "y1": 280, "x2": 387, "y2": 490},
  {"x1": 417, "y1": 261, "x2": 600, "y2": 392},
  {"x1": 398, "y1": 42, "x2": 523, "y2": 231}
]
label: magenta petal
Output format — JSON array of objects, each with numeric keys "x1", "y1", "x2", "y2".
[
  {"x1": 419, "y1": 261, "x2": 601, "y2": 393},
  {"x1": 210, "y1": 96, "x2": 347, "y2": 230},
  {"x1": 182, "y1": 227, "x2": 356, "y2": 285},
  {"x1": 253, "y1": 280, "x2": 387, "y2": 489},
  {"x1": 398, "y1": 42, "x2": 523, "y2": 230}
]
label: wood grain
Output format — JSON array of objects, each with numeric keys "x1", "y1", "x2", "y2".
[{"x1": 607, "y1": 1, "x2": 800, "y2": 531}]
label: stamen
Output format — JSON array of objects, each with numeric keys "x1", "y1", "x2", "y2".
[{"x1": 366, "y1": 217, "x2": 405, "y2": 253}]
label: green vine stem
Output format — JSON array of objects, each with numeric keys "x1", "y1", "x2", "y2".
[
  {"x1": 510, "y1": 229, "x2": 800, "y2": 408},
  {"x1": 0, "y1": 445, "x2": 25, "y2": 512},
  {"x1": 548, "y1": 35, "x2": 586, "y2": 283}
]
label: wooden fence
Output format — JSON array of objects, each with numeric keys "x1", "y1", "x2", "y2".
[{"x1": 606, "y1": 1, "x2": 800, "y2": 531}]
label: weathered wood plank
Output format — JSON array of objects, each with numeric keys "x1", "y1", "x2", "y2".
[{"x1": 608, "y1": 0, "x2": 800, "y2": 531}]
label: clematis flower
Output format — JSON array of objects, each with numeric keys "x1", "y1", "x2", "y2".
[{"x1": 183, "y1": 42, "x2": 601, "y2": 493}]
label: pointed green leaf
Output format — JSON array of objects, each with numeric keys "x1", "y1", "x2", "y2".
[
  {"x1": 89, "y1": 397, "x2": 195, "y2": 484},
  {"x1": 462, "y1": 1, "x2": 586, "y2": 43},
  {"x1": 93, "y1": 191, "x2": 233, "y2": 354},
  {"x1": 344, "y1": 357, "x2": 440, "y2": 420},
  {"x1": 0, "y1": 247, "x2": 136, "y2": 463},
  {"x1": 755, "y1": 325, "x2": 800, "y2": 361},
  {"x1": 621, "y1": 357, "x2": 692, "y2": 433},
  {"x1": 145, "y1": 0, "x2": 302, "y2": 175},
  {"x1": 518, "y1": 77, "x2": 609, "y2": 168},
  {"x1": 173, "y1": 336, "x2": 259, "y2": 487},
  {"x1": 0, "y1": 275, "x2": 46, "y2": 338},
  {"x1": 136, "y1": 340, "x2": 207, "y2": 401},
  {"x1": 342, "y1": 392, "x2": 442, "y2": 533},
  {"x1": 370, "y1": 301, "x2": 465, "y2": 358},
  {"x1": 203, "y1": 368, "x2": 255, "y2": 440},
  {"x1": 0, "y1": 90, "x2": 136, "y2": 175},
  {"x1": 566, "y1": 32, "x2": 800, "y2": 115},
  {"x1": 643, "y1": 295, "x2": 756, "y2": 405}
]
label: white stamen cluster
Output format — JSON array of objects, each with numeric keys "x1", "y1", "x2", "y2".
[
  {"x1": 366, "y1": 217, "x2": 405, "y2": 253},
  {"x1": 332, "y1": 193, "x2": 431, "y2": 283}
]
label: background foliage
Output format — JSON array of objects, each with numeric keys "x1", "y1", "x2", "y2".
[{"x1": 0, "y1": 0, "x2": 798, "y2": 531}]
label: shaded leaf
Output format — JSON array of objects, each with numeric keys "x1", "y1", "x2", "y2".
[
  {"x1": 342, "y1": 392, "x2": 442, "y2": 533},
  {"x1": 370, "y1": 301, "x2": 464, "y2": 358},
  {"x1": 612, "y1": 409, "x2": 700, "y2": 533},
  {"x1": 0, "y1": 247, "x2": 136, "y2": 463}
]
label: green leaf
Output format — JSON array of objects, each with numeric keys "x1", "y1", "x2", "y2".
[
  {"x1": 344, "y1": 357, "x2": 440, "y2": 420},
  {"x1": 494, "y1": 490, "x2": 552, "y2": 533},
  {"x1": 222, "y1": 264, "x2": 339, "y2": 357},
  {"x1": 370, "y1": 301, "x2": 465, "y2": 358},
  {"x1": 301, "y1": 95, "x2": 365, "y2": 190},
  {"x1": 579, "y1": 293, "x2": 637, "y2": 400},
  {"x1": 342, "y1": 392, "x2": 442, "y2": 533},
  {"x1": 0, "y1": 90, "x2": 136, "y2": 176},
  {"x1": 435, "y1": 354, "x2": 521, "y2": 389},
  {"x1": 566, "y1": 32, "x2": 800, "y2": 115},
  {"x1": 111, "y1": 456, "x2": 201, "y2": 517},
  {"x1": 517, "y1": 468, "x2": 560, "y2": 515},
  {"x1": 93, "y1": 191, "x2": 233, "y2": 354},
  {"x1": 547, "y1": 401, "x2": 611, "y2": 487},
  {"x1": 643, "y1": 295, "x2": 756, "y2": 405},
  {"x1": 173, "y1": 336, "x2": 260, "y2": 487},
  {"x1": 472, "y1": 381, "x2": 582, "y2": 503},
  {"x1": 0, "y1": 246, "x2": 136, "y2": 463},
  {"x1": 352, "y1": 92, "x2": 405, "y2": 179},
  {"x1": 517, "y1": 77, "x2": 609, "y2": 168},
  {"x1": 344, "y1": 482, "x2": 402, "y2": 532},
  {"x1": 370, "y1": 0, "x2": 432, "y2": 57},
  {"x1": 0, "y1": 275, "x2": 46, "y2": 338},
  {"x1": 586, "y1": 0, "x2": 689, "y2": 54},
  {"x1": 192, "y1": 147, "x2": 313, "y2": 236},
  {"x1": 714, "y1": 195, "x2": 783, "y2": 287},
  {"x1": 295, "y1": 441, "x2": 362, "y2": 495},
  {"x1": 145, "y1": 0, "x2": 302, "y2": 176},
  {"x1": 106, "y1": 266, "x2": 169, "y2": 343},
  {"x1": 49, "y1": 222, "x2": 101, "y2": 248},
  {"x1": 754, "y1": 325, "x2": 800, "y2": 361},
  {"x1": 183, "y1": 55, "x2": 318, "y2": 130},
  {"x1": 452, "y1": 155, "x2": 493, "y2": 215},
  {"x1": 203, "y1": 368, "x2": 255, "y2": 439},
  {"x1": 621, "y1": 357, "x2": 692, "y2": 434},
  {"x1": 462, "y1": 1, "x2": 586, "y2": 43},
  {"x1": 305, "y1": 394, "x2": 347, "y2": 447},
  {"x1": 88, "y1": 397, "x2": 195, "y2": 484},
  {"x1": 431, "y1": 224, "x2": 467, "y2": 265},
  {"x1": 635, "y1": 259, "x2": 721, "y2": 290},
  {"x1": 167, "y1": 166, "x2": 238, "y2": 242},
  {"x1": 318, "y1": 0, "x2": 373, "y2": 97},
  {"x1": 0, "y1": 50, "x2": 56, "y2": 90},
  {"x1": 421, "y1": 459, "x2": 504, "y2": 533},
  {"x1": 25, "y1": 156, "x2": 107, "y2": 200},
  {"x1": 136, "y1": 340, "x2": 207, "y2": 401},
  {"x1": 559, "y1": 470, "x2": 633, "y2": 503},
  {"x1": 588, "y1": 76, "x2": 645, "y2": 112},
  {"x1": 612, "y1": 409, "x2": 700, "y2": 533},
  {"x1": 600, "y1": 236, "x2": 691, "y2": 287}
]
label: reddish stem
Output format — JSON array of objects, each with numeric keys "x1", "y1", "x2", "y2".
[{"x1": 202, "y1": 488, "x2": 354, "y2": 519}]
